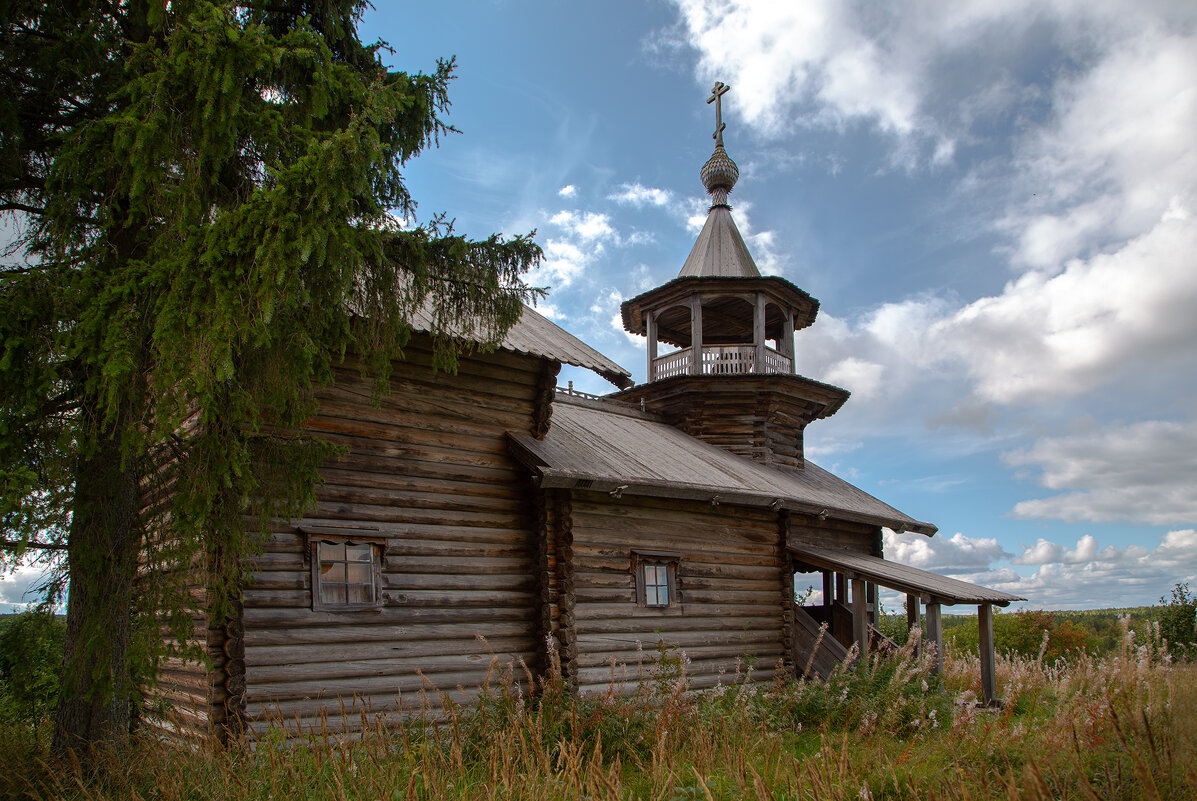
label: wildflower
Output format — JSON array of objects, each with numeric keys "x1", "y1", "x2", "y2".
[
  {"x1": 858, "y1": 783, "x2": 873, "y2": 800},
  {"x1": 921, "y1": 679, "x2": 928, "y2": 693}
]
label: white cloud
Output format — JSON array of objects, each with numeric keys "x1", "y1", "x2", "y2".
[
  {"x1": 670, "y1": 0, "x2": 928, "y2": 143},
  {"x1": 1003, "y1": 420, "x2": 1197, "y2": 525},
  {"x1": 558, "y1": 184, "x2": 578, "y2": 198},
  {"x1": 549, "y1": 210, "x2": 616, "y2": 242},
  {"x1": 885, "y1": 530, "x2": 1011, "y2": 574},
  {"x1": 999, "y1": 530, "x2": 1197, "y2": 609},
  {"x1": 674, "y1": 1, "x2": 1197, "y2": 412},
  {"x1": 887, "y1": 529, "x2": 1197, "y2": 609},
  {"x1": 0, "y1": 563, "x2": 51, "y2": 612},
  {"x1": 608, "y1": 183, "x2": 673, "y2": 208}
]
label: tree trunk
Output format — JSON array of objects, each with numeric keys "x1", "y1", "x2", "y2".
[{"x1": 52, "y1": 419, "x2": 143, "y2": 757}]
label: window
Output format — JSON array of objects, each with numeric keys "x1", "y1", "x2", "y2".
[
  {"x1": 633, "y1": 551, "x2": 681, "y2": 609},
  {"x1": 303, "y1": 528, "x2": 384, "y2": 611}
]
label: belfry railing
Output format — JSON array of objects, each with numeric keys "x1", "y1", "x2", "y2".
[{"x1": 651, "y1": 344, "x2": 792, "y2": 380}]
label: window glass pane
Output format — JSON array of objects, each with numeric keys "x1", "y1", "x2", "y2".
[
  {"x1": 657, "y1": 581, "x2": 669, "y2": 605},
  {"x1": 321, "y1": 562, "x2": 346, "y2": 583},
  {"x1": 347, "y1": 563, "x2": 371, "y2": 584},
  {"x1": 348, "y1": 583, "x2": 373, "y2": 604},
  {"x1": 346, "y1": 544, "x2": 372, "y2": 562},
  {"x1": 319, "y1": 542, "x2": 345, "y2": 561},
  {"x1": 321, "y1": 583, "x2": 347, "y2": 605}
]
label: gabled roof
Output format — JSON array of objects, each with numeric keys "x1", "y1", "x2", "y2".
[
  {"x1": 409, "y1": 303, "x2": 633, "y2": 389},
  {"x1": 678, "y1": 205, "x2": 760, "y2": 278},
  {"x1": 789, "y1": 545, "x2": 1025, "y2": 606},
  {"x1": 507, "y1": 395, "x2": 937, "y2": 536}
]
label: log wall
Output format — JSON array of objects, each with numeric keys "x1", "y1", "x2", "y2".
[
  {"x1": 567, "y1": 492, "x2": 789, "y2": 694},
  {"x1": 240, "y1": 337, "x2": 545, "y2": 734}
]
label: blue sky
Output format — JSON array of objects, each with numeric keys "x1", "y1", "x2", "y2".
[{"x1": 4, "y1": 0, "x2": 1195, "y2": 612}]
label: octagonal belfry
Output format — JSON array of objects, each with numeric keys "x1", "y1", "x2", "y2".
[{"x1": 613, "y1": 82, "x2": 849, "y2": 472}]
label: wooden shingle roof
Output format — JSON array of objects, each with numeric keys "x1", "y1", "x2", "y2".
[
  {"x1": 789, "y1": 545, "x2": 1025, "y2": 606},
  {"x1": 508, "y1": 395, "x2": 937, "y2": 536},
  {"x1": 409, "y1": 303, "x2": 633, "y2": 388}
]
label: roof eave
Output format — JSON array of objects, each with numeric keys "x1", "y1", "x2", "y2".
[{"x1": 506, "y1": 451, "x2": 938, "y2": 537}]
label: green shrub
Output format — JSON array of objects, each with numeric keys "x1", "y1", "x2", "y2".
[
  {"x1": 1156, "y1": 583, "x2": 1196, "y2": 658},
  {"x1": 0, "y1": 609, "x2": 66, "y2": 729}
]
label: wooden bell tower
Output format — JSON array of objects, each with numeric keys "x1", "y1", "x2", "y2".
[{"x1": 613, "y1": 82, "x2": 849, "y2": 471}]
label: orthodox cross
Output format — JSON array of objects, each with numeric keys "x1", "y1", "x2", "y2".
[{"x1": 707, "y1": 81, "x2": 730, "y2": 147}]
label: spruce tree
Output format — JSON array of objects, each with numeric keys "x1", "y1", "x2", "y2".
[{"x1": 0, "y1": 1, "x2": 539, "y2": 754}]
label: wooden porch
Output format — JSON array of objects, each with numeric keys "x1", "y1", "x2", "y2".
[{"x1": 789, "y1": 545, "x2": 1026, "y2": 705}]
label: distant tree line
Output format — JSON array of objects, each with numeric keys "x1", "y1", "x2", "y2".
[{"x1": 876, "y1": 583, "x2": 1196, "y2": 662}]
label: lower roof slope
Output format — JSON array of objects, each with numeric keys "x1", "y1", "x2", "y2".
[
  {"x1": 789, "y1": 545, "x2": 1025, "y2": 606},
  {"x1": 508, "y1": 395, "x2": 937, "y2": 536}
]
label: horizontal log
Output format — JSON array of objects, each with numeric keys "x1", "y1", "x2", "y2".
[
  {"x1": 307, "y1": 498, "x2": 528, "y2": 530},
  {"x1": 263, "y1": 525, "x2": 533, "y2": 551},
  {"x1": 308, "y1": 413, "x2": 511, "y2": 457},
  {"x1": 311, "y1": 430, "x2": 521, "y2": 472},
  {"x1": 243, "y1": 604, "x2": 534, "y2": 628},
  {"x1": 317, "y1": 467, "x2": 524, "y2": 502},
  {"x1": 574, "y1": 553, "x2": 778, "y2": 582},
  {"x1": 246, "y1": 646, "x2": 538, "y2": 684},
  {"x1": 322, "y1": 448, "x2": 525, "y2": 485},
  {"x1": 575, "y1": 641, "x2": 783, "y2": 669},
  {"x1": 574, "y1": 586, "x2": 781, "y2": 606},
  {"x1": 572, "y1": 495, "x2": 775, "y2": 526},
  {"x1": 575, "y1": 654, "x2": 782, "y2": 689},
  {"x1": 577, "y1": 627, "x2": 779, "y2": 651},
  {"x1": 246, "y1": 665, "x2": 534, "y2": 703},
  {"x1": 572, "y1": 542, "x2": 777, "y2": 568},
  {"x1": 315, "y1": 391, "x2": 530, "y2": 435},
  {"x1": 574, "y1": 614, "x2": 781, "y2": 635},
  {"x1": 242, "y1": 587, "x2": 537, "y2": 609},
  {"x1": 314, "y1": 482, "x2": 525, "y2": 516},
  {"x1": 574, "y1": 570, "x2": 775, "y2": 593},
  {"x1": 244, "y1": 619, "x2": 536, "y2": 647},
  {"x1": 574, "y1": 602, "x2": 783, "y2": 621},
  {"x1": 247, "y1": 634, "x2": 538, "y2": 668}
]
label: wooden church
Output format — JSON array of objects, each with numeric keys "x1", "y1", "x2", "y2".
[{"x1": 156, "y1": 84, "x2": 1022, "y2": 740}]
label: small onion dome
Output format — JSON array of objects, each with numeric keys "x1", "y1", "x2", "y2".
[{"x1": 700, "y1": 145, "x2": 739, "y2": 208}]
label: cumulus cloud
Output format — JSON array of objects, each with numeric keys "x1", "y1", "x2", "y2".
[
  {"x1": 674, "y1": 1, "x2": 1197, "y2": 413},
  {"x1": 885, "y1": 530, "x2": 1011, "y2": 574},
  {"x1": 1003, "y1": 420, "x2": 1197, "y2": 525},
  {"x1": 1000, "y1": 530, "x2": 1197, "y2": 609},
  {"x1": 549, "y1": 210, "x2": 616, "y2": 242},
  {"x1": 558, "y1": 184, "x2": 578, "y2": 198},
  {"x1": 886, "y1": 529, "x2": 1197, "y2": 609},
  {"x1": 0, "y1": 563, "x2": 50, "y2": 612},
  {"x1": 608, "y1": 183, "x2": 673, "y2": 208}
]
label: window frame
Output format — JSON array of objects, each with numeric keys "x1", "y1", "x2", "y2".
[
  {"x1": 632, "y1": 550, "x2": 682, "y2": 610},
  {"x1": 301, "y1": 527, "x2": 386, "y2": 612}
]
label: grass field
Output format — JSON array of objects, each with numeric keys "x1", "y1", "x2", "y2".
[{"x1": 3, "y1": 620, "x2": 1194, "y2": 801}]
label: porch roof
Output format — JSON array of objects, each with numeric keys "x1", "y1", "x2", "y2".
[{"x1": 788, "y1": 545, "x2": 1025, "y2": 606}]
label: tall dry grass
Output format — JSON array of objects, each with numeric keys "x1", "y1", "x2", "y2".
[{"x1": 3, "y1": 621, "x2": 1194, "y2": 800}]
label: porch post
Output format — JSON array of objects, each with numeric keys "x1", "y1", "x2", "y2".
[
  {"x1": 822, "y1": 570, "x2": 834, "y2": 611},
  {"x1": 753, "y1": 293, "x2": 766, "y2": 372},
  {"x1": 906, "y1": 593, "x2": 921, "y2": 656},
  {"x1": 979, "y1": 603, "x2": 997, "y2": 705},
  {"x1": 836, "y1": 572, "x2": 848, "y2": 604},
  {"x1": 646, "y1": 310, "x2": 658, "y2": 380},
  {"x1": 867, "y1": 582, "x2": 879, "y2": 626},
  {"x1": 689, "y1": 297, "x2": 703, "y2": 375},
  {"x1": 925, "y1": 601, "x2": 943, "y2": 675},
  {"x1": 852, "y1": 576, "x2": 868, "y2": 658},
  {"x1": 782, "y1": 312, "x2": 796, "y2": 373}
]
